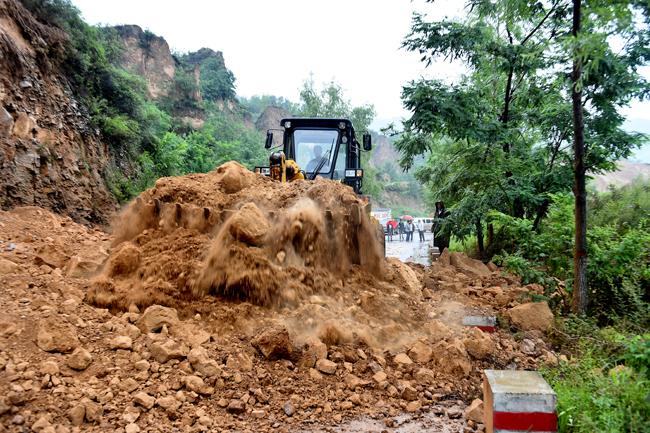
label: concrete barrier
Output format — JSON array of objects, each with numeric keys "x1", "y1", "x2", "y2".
[
  {"x1": 463, "y1": 315, "x2": 497, "y2": 332},
  {"x1": 483, "y1": 370, "x2": 557, "y2": 433}
]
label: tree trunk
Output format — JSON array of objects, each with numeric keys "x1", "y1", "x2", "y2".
[
  {"x1": 571, "y1": 0, "x2": 588, "y2": 315},
  {"x1": 476, "y1": 217, "x2": 485, "y2": 258},
  {"x1": 532, "y1": 198, "x2": 550, "y2": 232}
]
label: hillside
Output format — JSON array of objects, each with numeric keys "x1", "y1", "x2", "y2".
[
  {"x1": 0, "y1": 0, "x2": 266, "y2": 223},
  {"x1": 0, "y1": 0, "x2": 116, "y2": 223},
  {"x1": 591, "y1": 160, "x2": 650, "y2": 192}
]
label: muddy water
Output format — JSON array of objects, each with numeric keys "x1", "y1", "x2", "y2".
[
  {"x1": 295, "y1": 408, "x2": 467, "y2": 432},
  {"x1": 385, "y1": 232, "x2": 434, "y2": 265}
]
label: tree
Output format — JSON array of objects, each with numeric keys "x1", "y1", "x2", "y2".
[
  {"x1": 397, "y1": 0, "x2": 648, "y2": 267},
  {"x1": 571, "y1": 0, "x2": 587, "y2": 314}
]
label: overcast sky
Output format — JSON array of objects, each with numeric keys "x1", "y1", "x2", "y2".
[{"x1": 72, "y1": 0, "x2": 649, "y2": 162}]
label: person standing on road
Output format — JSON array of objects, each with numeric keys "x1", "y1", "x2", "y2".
[
  {"x1": 408, "y1": 220, "x2": 415, "y2": 242},
  {"x1": 417, "y1": 219, "x2": 425, "y2": 242},
  {"x1": 386, "y1": 222, "x2": 393, "y2": 242},
  {"x1": 398, "y1": 220, "x2": 404, "y2": 241}
]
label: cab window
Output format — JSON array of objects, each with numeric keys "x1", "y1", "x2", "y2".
[{"x1": 293, "y1": 129, "x2": 338, "y2": 174}]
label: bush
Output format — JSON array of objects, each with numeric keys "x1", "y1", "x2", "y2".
[
  {"x1": 490, "y1": 187, "x2": 650, "y2": 325},
  {"x1": 543, "y1": 321, "x2": 650, "y2": 433}
]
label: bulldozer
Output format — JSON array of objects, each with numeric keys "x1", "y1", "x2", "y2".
[
  {"x1": 254, "y1": 117, "x2": 385, "y2": 255},
  {"x1": 254, "y1": 118, "x2": 371, "y2": 193}
]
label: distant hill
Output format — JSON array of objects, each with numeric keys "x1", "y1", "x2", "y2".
[{"x1": 591, "y1": 160, "x2": 650, "y2": 192}]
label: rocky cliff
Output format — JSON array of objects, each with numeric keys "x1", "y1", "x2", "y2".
[
  {"x1": 0, "y1": 0, "x2": 116, "y2": 223},
  {"x1": 112, "y1": 25, "x2": 176, "y2": 99}
]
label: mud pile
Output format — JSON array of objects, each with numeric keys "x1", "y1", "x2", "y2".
[{"x1": 89, "y1": 161, "x2": 383, "y2": 311}]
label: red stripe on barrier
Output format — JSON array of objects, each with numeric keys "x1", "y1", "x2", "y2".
[
  {"x1": 493, "y1": 411, "x2": 557, "y2": 431},
  {"x1": 476, "y1": 325, "x2": 496, "y2": 332}
]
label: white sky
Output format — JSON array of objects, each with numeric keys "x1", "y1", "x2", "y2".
[{"x1": 72, "y1": 0, "x2": 649, "y2": 161}]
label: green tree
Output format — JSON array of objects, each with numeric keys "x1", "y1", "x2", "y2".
[{"x1": 397, "y1": 0, "x2": 649, "y2": 260}]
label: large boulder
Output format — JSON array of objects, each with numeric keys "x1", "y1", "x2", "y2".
[
  {"x1": 449, "y1": 252, "x2": 491, "y2": 278},
  {"x1": 228, "y1": 203, "x2": 269, "y2": 246},
  {"x1": 506, "y1": 302, "x2": 554, "y2": 332},
  {"x1": 463, "y1": 328, "x2": 494, "y2": 360}
]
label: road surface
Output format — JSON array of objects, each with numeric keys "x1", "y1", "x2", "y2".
[{"x1": 385, "y1": 231, "x2": 434, "y2": 265}]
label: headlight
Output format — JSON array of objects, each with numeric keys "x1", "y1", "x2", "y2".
[
  {"x1": 339, "y1": 121, "x2": 346, "y2": 129},
  {"x1": 284, "y1": 121, "x2": 291, "y2": 128}
]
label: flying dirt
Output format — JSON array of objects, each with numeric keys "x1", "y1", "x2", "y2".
[{"x1": 0, "y1": 162, "x2": 560, "y2": 433}]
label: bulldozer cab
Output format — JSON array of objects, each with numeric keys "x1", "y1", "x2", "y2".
[{"x1": 255, "y1": 118, "x2": 371, "y2": 194}]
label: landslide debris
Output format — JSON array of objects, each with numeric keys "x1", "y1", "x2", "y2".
[{"x1": 0, "y1": 163, "x2": 563, "y2": 433}]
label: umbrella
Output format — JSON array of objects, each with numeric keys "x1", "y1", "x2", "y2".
[
  {"x1": 387, "y1": 220, "x2": 398, "y2": 228},
  {"x1": 401, "y1": 215, "x2": 414, "y2": 221}
]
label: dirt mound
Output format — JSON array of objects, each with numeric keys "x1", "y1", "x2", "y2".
[{"x1": 89, "y1": 162, "x2": 383, "y2": 311}]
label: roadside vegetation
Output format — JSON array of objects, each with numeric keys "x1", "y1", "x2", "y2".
[{"x1": 395, "y1": 1, "x2": 649, "y2": 431}]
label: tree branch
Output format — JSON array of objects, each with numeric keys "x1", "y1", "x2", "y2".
[{"x1": 521, "y1": 1, "x2": 559, "y2": 45}]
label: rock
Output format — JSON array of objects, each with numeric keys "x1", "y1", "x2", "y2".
[
  {"x1": 349, "y1": 393, "x2": 361, "y2": 405},
  {"x1": 283, "y1": 401, "x2": 295, "y2": 417},
  {"x1": 156, "y1": 396, "x2": 180, "y2": 412},
  {"x1": 110, "y1": 336, "x2": 133, "y2": 350},
  {"x1": 406, "y1": 401, "x2": 421, "y2": 412},
  {"x1": 447, "y1": 406, "x2": 463, "y2": 419},
  {"x1": 401, "y1": 385, "x2": 418, "y2": 401},
  {"x1": 0, "y1": 106, "x2": 13, "y2": 138},
  {"x1": 465, "y1": 398, "x2": 484, "y2": 423},
  {"x1": 149, "y1": 339, "x2": 188, "y2": 363},
  {"x1": 252, "y1": 409, "x2": 266, "y2": 418},
  {"x1": 67, "y1": 347, "x2": 93, "y2": 370},
  {"x1": 408, "y1": 341, "x2": 433, "y2": 363},
  {"x1": 187, "y1": 347, "x2": 221, "y2": 377},
  {"x1": 463, "y1": 328, "x2": 494, "y2": 360},
  {"x1": 521, "y1": 338, "x2": 536, "y2": 355},
  {"x1": 373, "y1": 371, "x2": 387, "y2": 382},
  {"x1": 226, "y1": 399, "x2": 246, "y2": 414},
  {"x1": 344, "y1": 374, "x2": 369, "y2": 390},
  {"x1": 65, "y1": 255, "x2": 104, "y2": 278},
  {"x1": 309, "y1": 368, "x2": 322, "y2": 381},
  {"x1": 37, "y1": 319, "x2": 79, "y2": 353},
  {"x1": 11, "y1": 414, "x2": 24, "y2": 425},
  {"x1": 0, "y1": 258, "x2": 18, "y2": 275},
  {"x1": 0, "y1": 399, "x2": 10, "y2": 415},
  {"x1": 449, "y1": 252, "x2": 491, "y2": 277},
  {"x1": 431, "y1": 339, "x2": 472, "y2": 377},
  {"x1": 134, "y1": 360, "x2": 150, "y2": 371},
  {"x1": 228, "y1": 202, "x2": 270, "y2": 245},
  {"x1": 137, "y1": 305, "x2": 180, "y2": 333},
  {"x1": 133, "y1": 392, "x2": 155, "y2": 409},
  {"x1": 184, "y1": 375, "x2": 211, "y2": 395},
  {"x1": 507, "y1": 302, "x2": 554, "y2": 332},
  {"x1": 251, "y1": 326, "x2": 292, "y2": 360},
  {"x1": 218, "y1": 161, "x2": 255, "y2": 194},
  {"x1": 68, "y1": 405, "x2": 85, "y2": 426},
  {"x1": 225, "y1": 351, "x2": 253, "y2": 372},
  {"x1": 125, "y1": 423, "x2": 140, "y2": 433},
  {"x1": 393, "y1": 353, "x2": 413, "y2": 365},
  {"x1": 12, "y1": 112, "x2": 37, "y2": 139},
  {"x1": 40, "y1": 360, "x2": 60, "y2": 376},
  {"x1": 487, "y1": 261, "x2": 498, "y2": 272},
  {"x1": 299, "y1": 337, "x2": 328, "y2": 368},
  {"x1": 315, "y1": 359, "x2": 337, "y2": 375},
  {"x1": 84, "y1": 401, "x2": 103, "y2": 423},
  {"x1": 119, "y1": 378, "x2": 139, "y2": 393},
  {"x1": 31, "y1": 417, "x2": 51, "y2": 432},
  {"x1": 414, "y1": 368, "x2": 436, "y2": 384}
]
